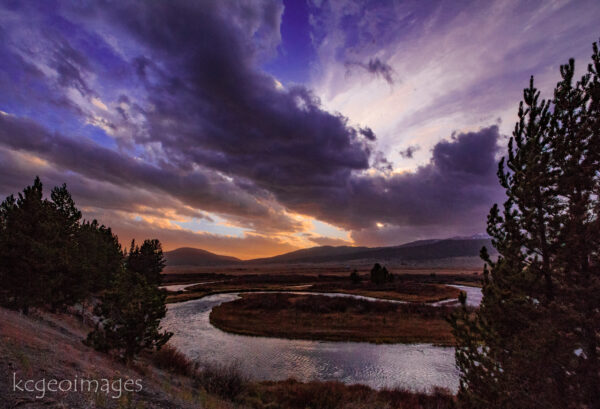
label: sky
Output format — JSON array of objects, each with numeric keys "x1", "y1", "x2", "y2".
[{"x1": 0, "y1": 0, "x2": 598, "y2": 259}]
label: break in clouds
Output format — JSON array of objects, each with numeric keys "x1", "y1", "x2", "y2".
[{"x1": 3, "y1": 0, "x2": 594, "y2": 256}]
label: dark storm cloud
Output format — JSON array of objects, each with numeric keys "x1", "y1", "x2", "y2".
[
  {"x1": 0, "y1": 0, "x2": 506, "y2": 246},
  {"x1": 364, "y1": 58, "x2": 395, "y2": 85},
  {"x1": 75, "y1": 0, "x2": 374, "y2": 196},
  {"x1": 0, "y1": 114, "x2": 302, "y2": 233},
  {"x1": 372, "y1": 151, "x2": 393, "y2": 174},
  {"x1": 282, "y1": 126, "x2": 504, "y2": 235},
  {"x1": 399, "y1": 145, "x2": 420, "y2": 159},
  {"x1": 0, "y1": 147, "x2": 209, "y2": 221}
]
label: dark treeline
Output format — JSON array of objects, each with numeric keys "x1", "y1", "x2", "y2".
[
  {"x1": 0, "y1": 178, "x2": 120, "y2": 312},
  {"x1": 0, "y1": 178, "x2": 171, "y2": 360},
  {"x1": 451, "y1": 41, "x2": 600, "y2": 408},
  {"x1": 369, "y1": 262, "x2": 394, "y2": 284}
]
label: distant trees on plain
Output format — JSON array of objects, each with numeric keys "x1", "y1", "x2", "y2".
[{"x1": 370, "y1": 263, "x2": 393, "y2": 284}]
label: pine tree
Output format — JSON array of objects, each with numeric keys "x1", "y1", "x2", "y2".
[
  {"x1": 126, "y1": 238, "x2": 165, "y2": 286},
  {"x1": 0, "y1": 177, "x2": 57, "y2": 313},
  {"x1": 0, "y1": 178, "x2": 124, "y2": 312},
  {"x1": 47, "y1": 183, "x2": 84, "y2": 309},
  {"x1": 85, "y1": 268, "x2": 172, "y2": 361},
  {"x1": 549, "y1": 45, "x2": 600, "y2": 408},
  {"x1": 77, "y1": 220, "x2": 124, "y2": 293},
  {"x1": 370, "y1": 263, "x2": 390, "y2": 284},
  {"x1": 450, "y1": 40, "x2": 600, "y2": 409}
]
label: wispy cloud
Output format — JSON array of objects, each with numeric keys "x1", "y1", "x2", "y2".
[
  {"x1": 0, "y1": 0, "x2": 597, "y2": 254},
  {"x1": 345, "y1": 58, "x2": 396, "y2": 85}
]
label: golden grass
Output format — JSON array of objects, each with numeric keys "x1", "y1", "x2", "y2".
[
  {"x1": 0, "y1": 307, "x2": 208, "y2": 408},
  {"x1": 164, "y1": 264, "x2": 480, "y2": 277},
  {"x1": 166, "y1": 277, "x2": 462, "y2": 304},
  {"x1": 0, "y1": 300, "x2": 457, "y2": 408},
  {"x1": 209, "y1": 293, "x2": 456, "y2": 345}
]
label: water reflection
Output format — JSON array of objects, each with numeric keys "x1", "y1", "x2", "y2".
[
  {"x1": 162, "y1": 285, "x2": 482, "y2": 391},
  {"x1": 160, "y1": 280, "x2": 221, "y2": 292}
]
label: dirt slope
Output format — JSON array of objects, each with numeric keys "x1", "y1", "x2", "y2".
[{"x1": 0, "y1": 306, "x2": 232, "y2": 409}]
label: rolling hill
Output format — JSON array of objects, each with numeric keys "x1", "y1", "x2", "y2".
[
  {"x1": 164, "y1": 247, "x2": 241, "y2": 266},
  {"x1": 165, "y1": 236, "x2": 494, "y2": 266},
  {"x1": 249, "y1": 237, "x2": 492, "y2": 264}
]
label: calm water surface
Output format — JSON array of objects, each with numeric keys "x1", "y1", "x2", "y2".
[
  {"x1": 160, "y1": 280, "x2": 222, "y2": 292},
  {"x1": 161, "y1": 285, "x2": 482, "y2": 392}
]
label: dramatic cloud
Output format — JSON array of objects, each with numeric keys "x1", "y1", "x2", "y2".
[
  {"x1": 310, "y1": 0, "x2": 600, "y2": 167},
  {"x1": 290, "y1": 126, "x2": 504, "y2": 236},
  {"x1": 0, "y1": 0, "x2": 596, "y2": 255},
  {"x1": 83, "y1": 210, "x2": 300, "y2": 260},
  {"x1": 0, "y1": 114, "x2": 302, "y2": 233}
]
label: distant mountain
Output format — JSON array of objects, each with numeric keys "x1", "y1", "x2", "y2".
[
  {"x1": 248, "y1": 237, "x2": 494, "y2": 265},
  {"x1": 164, "y1": 247, "x2": 240, "y2": 266},
  {"x1": 396, "y1": 239, "x2": 442, "y2": 248},
  {"x1": 165, "y1": 237, "x2": 495, "y2": 266},
  {"x1": 449, "y1": 233, "x2": 491, "y2": 240},
  {"x1": 249, "y1": 245, "x2": 370, "y2": 264}
]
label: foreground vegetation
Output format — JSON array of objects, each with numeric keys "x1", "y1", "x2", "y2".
[
  {"x1": 1, "y1": 305, "x2": 454, "y2": 408},
  {"x1": 152, "y1": 344, "x2": 455, "y2": 409},
  {"x1": 166, "y1": 272, "x2": 463, "y2": 304},
  {"x1": 450, "y1": 41, "x2": 600, "y2": 408},
  {"x1": 0, "y1": 178, "x2": 460, "y2": 408},
  {"x1": 210, "y1": 293, "x2": 457, "y2": 345},
  {"x1": 0, "y1": 179, "x2": 173, "y2": 361}
]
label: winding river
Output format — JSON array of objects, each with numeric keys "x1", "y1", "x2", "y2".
[{"x1": 161, "y1": 285, "x2": 482, "y2": 392}]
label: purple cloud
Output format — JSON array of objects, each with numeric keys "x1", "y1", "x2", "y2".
[{"x1": 2, "y1": 0, "x2": 593, "y2": 254}]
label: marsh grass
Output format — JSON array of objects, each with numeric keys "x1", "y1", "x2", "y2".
[
  {"x1": 210, "y1": 293, "x2": 457, "y2": 344},
  {"x1": 244, "y1": 379, "x2": 454, "y2": 409},
  {"x1": 165, "y1": 272, "x2": 469, "y2": 304},
  {"x1": 152, "y1": 344, "x2": 193, "y2": 376},
  {"x1": 150, "y1": 345, "x2": 455, "y2": 408}
]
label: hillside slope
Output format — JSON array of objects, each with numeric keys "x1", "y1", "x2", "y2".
[
  {"x1": 166, "y1": 237, "x2": 494, "y2": 267},
  {"x1": 0, "y1": 307, "x2": 229, "y2": 409},
  {"x1": 0, "y1": 307, "x2": 453, "y2": 409},
  {"x1": 249, "y1": 238, "x2": 493, "y2": 264},
  {"x1": 165, "y1": 247, "x2": 240, "y2": 266},
  {"x1": 249, "y1": 245, "x2": 370, "y2": 264}
]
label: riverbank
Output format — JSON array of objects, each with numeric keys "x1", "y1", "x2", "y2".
[
  {"x1": 245, "y1": 379, "x2": 454, "y2": 409},
  {"x1": 165, "y1": 272, "x2": 465, "y2": 304},
  {"x1": 154, "y1": 345, "x2": 455, "y2": 409},
  {"x1": 209, "y1": 293, "x2": 456, "y2": 345},
  {"x1": 1, "y1": 305, "x2": 455, "y2": 408}
]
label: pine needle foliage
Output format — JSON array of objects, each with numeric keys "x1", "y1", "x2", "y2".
[{"x1": 450, "y1": 40, "x2": 600, "y2": 409}]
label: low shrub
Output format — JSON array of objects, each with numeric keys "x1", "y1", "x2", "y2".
[
  {"x1": 151, "y1": 345, "x2": 193, "y2": 376},
  {"x1": 236, "y1": 293, "x2": 454, "y2": 317},
  {"x1": 379, "y1": 387, "x2": 455, "y2": 409},
  {"x1": 243, "y1": 379, "x2": 455, "y2": 409},
  {"x1": 149, "y1": 346, "x2": 455, "y2": 408},
  {"x1": 193, "y1": 361, "x2": 248, "y2": 399}
]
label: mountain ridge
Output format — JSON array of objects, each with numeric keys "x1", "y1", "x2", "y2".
[
  {"x1": 164, "y1": 247, "x2": 241, "y2": 266},
  {"x1": 165, "y1": 235, "x2": 494, "y2": 266}
]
